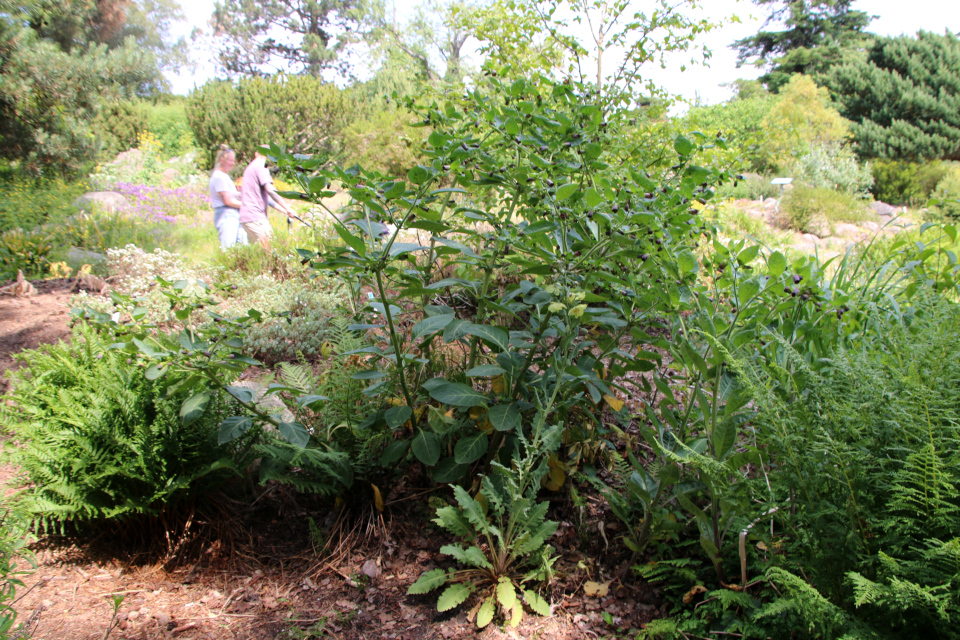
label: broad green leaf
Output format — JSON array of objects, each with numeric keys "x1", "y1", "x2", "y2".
[
  {"x1": 180, "y1": 392, "x2": 211, "y2": 426},
  {"x1": 454, "y1": 432, "x2": 489, "y2": 464},
  {"x1": 428, "y1": 131, "x2": 448, "y2": 148},
  {"x1": 523, "y1": 590, "x2": 550, "y2": 616},
  {"x1": 738, "y1": 244, "x2": 760, "y2": 265},
  {"x1": 584, "y1": 187, "x2": 602, "y2": 208},
  {"x1": 408, "y1": 165, "x2": 430, "y2": 185},
  {"x1": 556, "y1": 183, "x2": 578, "y2": 201},
  {"x1": 488, "y1": 403, "x2": 520, "y2": 432},
  {"x1": 713, "y1": 416, "x2": 739, "y2": 460},
  {"x1": 463, "y1": 323, "x2": 509, "y2": 352},
  {"x1": 768, "y1": 251, "x2": 787, "y2": 277},
  {"x1": 412, "y1": 315, "x2": 455, "y2": 341},
  {"x1": 427, "y1": 405, "x2": 456, "y2": 434},
  {"x1": 145, "y1": 363, "x2": 166, "y2": 380},
  {"x1": 411, "y1": 429, "x2": 441, "y2": 465},
  {"x1": 278, "y1": 422, "x2": 310, "y2": 447},
  {"x1": 434, "y1": 506, "x2": 473, "y2": 537},
  {"x1": 380, "y1": 440, "x2": 409, "y2": 465},
  {"x1": 497, "y1": 578, "x2": 517, "y2": 611},
  {"x1": 678, "y1": 250, "x2": 698, "y2": 275},
  {"x1": 432, "y1": 457, "x2": 468, "y2": 483},
  {"x1": 298, "y1": 394, "x2": 330, "y2": 408},
  {"x1": 388, "y1": 242, "x2": 430, "y2": 257},
  {"x1": 437, "y1": 583, "x2": 472, "y2": 612},
  {"x1": 335, "y1": 224, "x2": 366, "y2": 255},
  {"x1": 738, "y1": 279, "x2": 760, "y2": 303},
  {"x1": 465, "y1": 364, "x2": 506, "y2": 377},
  {"x1": 407, "y1": 568, "x2": 447, "y2": 594},
  {"x1": 218, "y1": 416, "x2": 253, "y2": 444},
  {"x1": 429, "y1": 383, "x2": 488, "y2": 408},
  {"x1": 674, "y1": 135, "x2": 694, "y2": 156},
  {"x1": 476, "y1": 597, "x2": 495, "y2": 628},
  {"x1": 385, "y1": 406, "x2": 413, "y2": 429},
  {"x1": 226, "y1": 385, "x2": 255, "y2": 404}
]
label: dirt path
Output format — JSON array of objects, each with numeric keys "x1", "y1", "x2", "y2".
[{"x1": 0, "y1": 278, "x2": 74, "y2": 393}]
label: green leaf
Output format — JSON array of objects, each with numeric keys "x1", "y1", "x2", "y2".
[
  {"x1": 298, "y1": 394, "x2": 330, "y2": 408},
  {"x1": 738, "y1": 244, "x2": 760, "y2": 265},
  {"x1": 433, "y1": 506, "x2": 473, "y2": 537},
  {"x1": 226, "y1": 385, "x2": 255, "y2": 404},
  {"x1": 385, "y1": 406, "x2": 413, "y2": 429},
  {"x1": 408, "y1": 165, "x2": 430, "y2": 185},
  {"x1": 678, "y1": 250, "x2": 698, "y2": 275},
  {"x1": 488, "y1": 403, "x2": 521, "y2": 432},
  {"x1": 497, "y1": 578, "x2": 517, "y2": 611},
  {"x1": 145, "y1": 363, "x2": 166, "y2": 381},
  {"x1": 180, "y1": 392, "x2": 211, "y2": 426},
  {"x1": 278, "y1": 422, "x2": 309, "y2": 447},
  {"x1": 584, "y1": 187, "x2": 602, "y2": 208},
  {"x1": 407, "y1": 568, "x2": 448, "y2": 594},
  {"x1": 476, "y1": 597, "x2": 495, "y2": 628},
  {"x1": 674, "y1": 135, "x2": 694, "y2": 156},
  {"x1": 412, "y1": 315, "x2": 455, "y2": 341},
  {"x1": 437, "y1": 583, "x2": 472, "y2": 612},
  {"x1": 465, "y1": 364, "x2": 506, "y2": 377},
  {"x1": 556, "y1": 183, "x2": 578, "y2": 201},
  {"x1": 712, "y1": 416, "x2": 738, "y2": 460},
  {"x1": 523, "y1": 590, "x2": 551, "y2": 616},
  {"x1": 463, "y1": 323, "x2": 509, "y2": 352},
  {"x1": 454, "y1": 433, "x2": 489, "y2": 464},
  {"x1": 388, "y1": 242, "x2": 430, "y2": 257},
  {"x1": 384, "y1": 181, "x2": 406, "y2": 199},
  {"x1": 428, "y1": 131, "x2": 448, "y2": 148},
  {"x1": 432, "y1": 457, "x2": 468, "y2": 483},
  {"x1": 429, "y1": 383, "x2": 488, "y2": 408},
  {"x1": 767, "y1": 251, "x2": 787, "y2": 277},
  {"x1": 380, "y1": 439, "x2": 409, "y2": 465},
  {"x1": 218, "y1": 416, "x2": 253, "y2": 444},
  {"x1": 335, "y1": 224, "x2": 366, "y2": 256},
  {"x1": 412, "y1": 429, "x2": 441, "y2": 465},
  {"x1": 440, "y1": 544, "x2": 493, "y2": 569}
]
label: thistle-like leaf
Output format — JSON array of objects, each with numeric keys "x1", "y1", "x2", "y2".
[
  {"x1": 523, "y1": 590, "x2": 551, "y2": 616},
  {"x1": 437, "y1": 583, "x2": 472, "y2": 612},
  {"x1": 440, "y1": 543, "x2": 493, "y2": 569},
  {"x1": 407, "y1": 568, "x2": 448, "y2": 594},
  {"x1": 433, "y1": 506, "x2": 475, "y2": 539},
  {"x1": 476, "y1": 596, "x2": 495, "y2": 628}
]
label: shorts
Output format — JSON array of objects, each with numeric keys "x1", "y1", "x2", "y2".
[
  {"x1": 213, "y1": 206, "x2": 248, "y2": 249},
  {"x1": 241, "y1": 218, "x2": 273, "y2": 243}
]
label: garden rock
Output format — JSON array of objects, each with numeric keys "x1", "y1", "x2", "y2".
[
  {"x1": 833, "y1": 223, "x2": 864, "y2": 240},
  {"x1": 160, "y1": 168, "x2": 180, "y2": 185},
  {"x1": 74, "y1": 191, "x2": 128, "y2": 213},
  {"x1": 67, "y1": 247, "x2": 106, "y2": 266},
  {"x1": 871, "y1": 201, "x2": 898, "y2": 216},
  {"x1": 862, "y1": 221, "x2": 881, "y2": 233}
]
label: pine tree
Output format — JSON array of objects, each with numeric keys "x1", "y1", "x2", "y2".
[
  {"x1": 827, "y1": 31, "x2": 960, "y2": 161},
  {"x1": 732, "y1": 1, "x2": 873, "y2": 91}
]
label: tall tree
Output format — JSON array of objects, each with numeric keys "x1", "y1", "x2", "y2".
[
  {"x1": 733, "y1": 0, "x2": 873, "y2": 91},
  {"x1": 827, "y1": 31, "x2": 960, "y2": 161},
  {"x1": 0, "y1": 0, "x2": 165, "y2": 171},
  {"x1": 211, "y1": 0, "x2": 371, "y2": 77}
]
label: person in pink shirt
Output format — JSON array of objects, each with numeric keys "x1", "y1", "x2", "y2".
[{"x1": 239, "y1": 147, "x2": 295, "y2": 248}]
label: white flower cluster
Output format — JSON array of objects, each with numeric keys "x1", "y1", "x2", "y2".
[{"x1": 106, "y1": 245, "x2": 213, "y2": 297}]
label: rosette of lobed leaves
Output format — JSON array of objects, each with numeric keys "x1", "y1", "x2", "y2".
[{"x1": 407, "y1": 458, "x2": 555, "y2": 628}]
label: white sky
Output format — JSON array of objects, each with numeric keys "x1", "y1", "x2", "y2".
[{"x1": 170, "y1": 0, "x2": 960, "y2": 104}]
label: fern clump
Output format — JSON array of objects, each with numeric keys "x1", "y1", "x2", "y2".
[{"x1": 4, "y1": 325, "x2": 244, "y2": 525}]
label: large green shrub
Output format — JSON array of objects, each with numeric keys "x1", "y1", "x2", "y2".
[
  {"x1": 791, "y1": 144, "x2": 873, "y2": 196},
  {"x1": 339, "y1": 106, "x2": 428, "y2": 177},
  {"x1": 92, "y1": 99, "x2": 150, "y2": 159},
  {"x1": 145, "y1": 101, "x2": 196, "y2": 158},
  {"x1": 871, "y1": 159, "x2": 948, "y2": 205},
  {"x1": 186, "y1": 75, "x2": 351, "y2": 167},
  {"x1": 930, "y1": 165, "x2": 960, "y2": 219},
  {"x1": 4, "y1": 325, "x2": 245, "y2": 524},
  {"x1": 781, "y1": 183, "x2": 868, "y2": 233}
]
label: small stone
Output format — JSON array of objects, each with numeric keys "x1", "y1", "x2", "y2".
[{"x1": 127, "y1": 610, "x2": 140, "y2": 621}]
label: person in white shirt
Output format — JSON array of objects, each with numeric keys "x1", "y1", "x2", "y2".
[{"x1": 209, "y1": 145, "x2": 248, "y2": 249}]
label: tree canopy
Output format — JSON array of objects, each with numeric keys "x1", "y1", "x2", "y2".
[
  {"x1": 827, "y1": 31, "x2": 960, "y2": 161},
  {"x1": 733, "y1": 0, "x2": 873, "y2": 91},
  {"x1": 211, "y1": 0, "x2": 371, "y2": 77}
]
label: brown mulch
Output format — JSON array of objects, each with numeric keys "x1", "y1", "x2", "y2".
[{"x1": 0, "y1": 278, "x2": 75, "y2": 394}]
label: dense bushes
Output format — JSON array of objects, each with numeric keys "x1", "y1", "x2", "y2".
[
  {"x1": 4, "y1": 325, "x2": 245, "y2": 523},
  {"x1": 871, "y1": 159, "x2": 949, "y2": 205},
  {"x1": 781, "y1": 183, "x2": 868, "y2": 233},
  {"x1": 186, "y1": 75, "x2": 351, "y2": 167}
]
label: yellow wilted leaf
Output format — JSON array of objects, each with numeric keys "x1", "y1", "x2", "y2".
[
  {"x1": 470, "y1": 406, "x2": 493, "y2": 432},
  {"x1": 541, "y1": 455, "x2": 566, "y2": 491},
  {"x1": 320, "y1": 341, "x2": 332, "y2": 358},
  {"x1": 444, "y1": 407, "x2": 455, "y2": 419},
  {"x1": 386, "y1": 397, "x2": 404, "y2": 407},
  {"x1": 603, "y1": 394, "x2": 625, "y2": 413},
  {"x1": 491, "y1": 375, "x2": 506, "y2": 395},
  {"x1": 371, "y1": 484, "x2": 384, "y2": 512},
  {"x1": 583, "y1": 581, "x2": 610, "y2": 597},
  {"x1": 682, "y1": 585, "x2": 708, "y2": 604}
]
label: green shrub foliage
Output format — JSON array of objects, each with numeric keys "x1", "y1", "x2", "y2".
[
  {"x1": 92, "y1": 100, "x2": 150, "y2": 159},
  {"x1": 5, "y1": 325, "x2": 244, "y2": 524},
  {"x1": 871, "y1": 159, "x2": 948, "y2": 205},
  {"x1": 185, "y1": 75, "x2": 351, "y2": 167},
  {"x1": 829, "y1": 31, "x2": 960, "y2": 161}
]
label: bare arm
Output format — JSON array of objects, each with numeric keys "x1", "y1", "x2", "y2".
[
  {"x1": 219, "y1": 191, "x2": 241, "y2": 208},
  {"x1": 265, "y1": 182, "x2": 294, "y2": 217}
]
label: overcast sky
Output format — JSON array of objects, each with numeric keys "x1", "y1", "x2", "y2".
[{"x1": 170, "y1": 0, "x2": 960, "y2": 104}]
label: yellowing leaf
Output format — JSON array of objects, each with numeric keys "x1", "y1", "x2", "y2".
[
  {"x1": 682, "y1": 584, "x2": 708, "y2": 604},
  {"x1": 497, "y1": 577, "x2": 517, "y2": 611},
  {"x1": 386, "y1": 397, "x2": 404, "y2": 407},
  {"x1": 320, "y1": 341, "x2": 332, "y2": 358},
  {"x1": 476, "y1": 597, "x2": 495, "y2": 628},
  {"x1": 491, "y1": 375, "x2": 506, "y2": 395},
  {"x1": 541, "y1": 455, "x2": 566, "y2": 491},
  {"x1": 509, "y1": 601, "x2": 523, "y2": 627},
  {"x1": 583, "y1": 581, "x2": 610, "y2": 597},
  {"x1": 603, "y1": 394, "x2": 625, "y2": 413},
  {"x1": 470, "y1": 406, "x2": 493, "y2": 432},
  {"x1": 371, "y1": 484, "x2": 384, "y2": 512}
]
